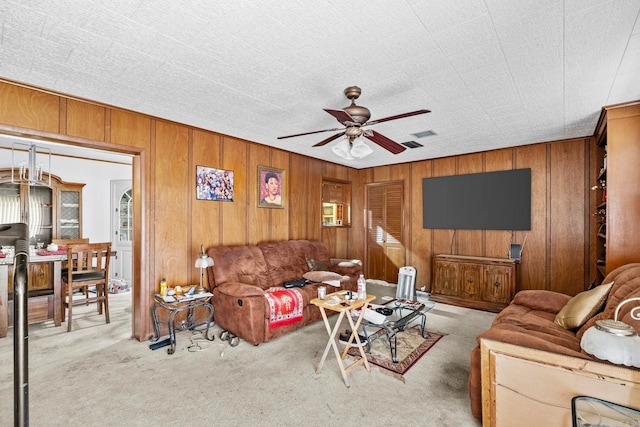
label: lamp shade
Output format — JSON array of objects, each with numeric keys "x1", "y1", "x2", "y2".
[
  {"x1": 195, "y1": 255, "x2": 214, "y2": 268},
  {"x1": 580, "y1": 297, "x2": 640, "y2": 368},
  {"x1": 580, "y1": 320, "x2": 640, "y2": 367},
  {"x1": 350, "y1": 138, "x2": 374, "y2": 159},
  {"x1": 195, "y1": 245, "x2": 214, "y2": 268}
]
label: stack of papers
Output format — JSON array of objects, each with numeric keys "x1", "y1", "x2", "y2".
[
  {"x1": 322, "y1": 280, "x2": 341, "y2": 287},
  {"x1": 161, "y1": 292, "x2": 212, "y2": 303}
]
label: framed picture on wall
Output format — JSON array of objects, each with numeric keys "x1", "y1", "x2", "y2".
[
  {"x1": 258, "y1": 165, "x2": 284, "y2": 208},
  {"x1": 196, "y1": 165, "x2": 234, "y2": 202}
]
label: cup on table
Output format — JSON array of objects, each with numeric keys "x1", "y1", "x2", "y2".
[{"x1": 317, "y1": 286, "x2": 326, "y2": 300}]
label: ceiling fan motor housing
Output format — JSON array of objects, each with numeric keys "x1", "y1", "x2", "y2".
[
  {"x1": 342, "y1": 86, "x2": 371, "y2": 124},
  {"x1": 343, "y1": 104, "x2": 370, "y2": 124}
]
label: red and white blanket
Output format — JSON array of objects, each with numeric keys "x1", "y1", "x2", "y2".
[{"x1": 264, "y1": 287, "x2": 304, "y2": 329}]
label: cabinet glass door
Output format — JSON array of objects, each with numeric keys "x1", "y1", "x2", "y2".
[
  {"x1": 0, "y1": 183, "x2": 52, "y2": 245},
  {"x1": 59, "y1": 190, "x2": 80, "y2": 239},
  {"x1": 31, "y1": 185, "x2": 53, "y2": 246},
  {"x1": 0, "y1": 182, "x2": 21, "y2": 226}
]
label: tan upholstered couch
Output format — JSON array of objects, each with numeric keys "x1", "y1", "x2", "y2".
[
  {"x1": 469, "y1": 262, "x2": 640, "y2": 420},
  {"x1": 206, "y1": 240, "x2": 362, "y2": 345}
]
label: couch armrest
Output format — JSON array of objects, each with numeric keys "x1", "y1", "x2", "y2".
[
  {"x1": 328, "y1": 262, "x2": 362, "y2": 276},
  {"x1": 511, "y1": 289, "x2": 572, "y2": 314}
]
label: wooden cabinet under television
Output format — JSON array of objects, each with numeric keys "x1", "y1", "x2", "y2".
[{"x1": 431, "y1": 254, "x2": 517, "y2": 313}]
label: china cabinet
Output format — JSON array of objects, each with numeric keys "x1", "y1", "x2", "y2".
[{"x1": 0, "y1": 169, "x2": 84, "y2": 326}]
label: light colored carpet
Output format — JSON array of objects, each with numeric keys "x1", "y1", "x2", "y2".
[{"x1": 0, "y1": 284, "x2": 494, "y2": 426}]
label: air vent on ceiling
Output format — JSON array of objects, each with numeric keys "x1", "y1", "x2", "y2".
[
  {"x1": 411, "y1": 130, "x2": 437, "y2": 138},
  {"x1": 401, "y1": 141, "x2": 423, "y2": 149}
]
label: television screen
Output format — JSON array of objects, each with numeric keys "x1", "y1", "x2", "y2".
[{"x1": 422, "y1": 168, "x2": 531, "y2": 230}]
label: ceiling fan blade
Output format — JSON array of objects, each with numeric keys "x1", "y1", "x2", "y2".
[
  {"x1": 367, "y1": 109, "x2": 431, "y2": 126},
  {"x1": 313, "y1": 132, "x2": 345, "y2": 147},
  {"x1": 277, "y1": 126, "x2": 345, "y2": 139},
  {"x1": 324, "y1": 108, "x2": 355, "y2": 125},
  {"x1": 364, "y1": 130, "x2": 407, "y2": 154}
]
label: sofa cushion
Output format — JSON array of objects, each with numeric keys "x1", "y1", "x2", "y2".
[
  {"x1": 490, "y1": 304, "x2": 583, "y2": 350},
  {"x1": 554, "y1": 282, "x2": 613, "y2": 329},
  {"x1": 511, "y1": 289, "x2": 572, "y2": 314},
  {"x1": 217, "y1": 282, "x2": 265, "y2": 297},
  {"x1": 207, "y1": 244, "x2": 272, "y2": 289}
]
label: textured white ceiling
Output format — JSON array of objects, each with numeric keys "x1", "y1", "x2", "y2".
[{"x1": 1, "y1": 0, "x2": 639, "y2": 168}]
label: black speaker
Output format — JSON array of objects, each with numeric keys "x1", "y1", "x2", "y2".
[{"x1": 509, "y1": 244, "x2": 522, "y2": 261}]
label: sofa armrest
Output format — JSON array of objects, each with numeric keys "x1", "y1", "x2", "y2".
[
  {"x1": 328, "y1": 262, "x2": 362, "y2": 276},
  {"x1": 511, "y1": 289, "x2": 572, "y2": 314}
]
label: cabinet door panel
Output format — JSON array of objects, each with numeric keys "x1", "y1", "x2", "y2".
[
  {"x1": 8, "y1": 264, "x2": 51, "y2": 294},
  {"x1": 461, "y1": 263, "x2": 482, "y2": 300},
  {"x1": 433, "y1": 260, "x2": 459, "y2": 296},
  {"x1": 483, "y1": 265, "x2": 513, "y2": 304}
]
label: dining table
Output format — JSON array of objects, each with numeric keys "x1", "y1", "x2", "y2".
[{"x1": 0, "y1": 248, "x2": 117, "y2": 338}]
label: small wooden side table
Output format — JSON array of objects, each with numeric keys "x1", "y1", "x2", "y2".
[{"x1": 310, "y1": 292, "x2": 376, "y2": 387}]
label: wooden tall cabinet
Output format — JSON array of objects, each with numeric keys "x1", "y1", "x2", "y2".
[
  {"x1": 592, "y1": 102, "x2": 640, "y2": 277},
  {"x1": 431, "y1": 254, "x2": 517, "y2": 312}
]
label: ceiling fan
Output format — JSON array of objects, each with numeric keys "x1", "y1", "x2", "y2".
[{"x1": 277, "y1": 86, "x2": 430, "y2": 158}]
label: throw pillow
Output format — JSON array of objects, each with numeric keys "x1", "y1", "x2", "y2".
[
  {"x1": 306, "y1": 257, "x2": 328, "y2": 271},
  {"x1": 554, "y1": 281, "x2": 614, "y2": 329},
  {"x1": 303, "y1": 271, "x2": 348, "y2": 283}
]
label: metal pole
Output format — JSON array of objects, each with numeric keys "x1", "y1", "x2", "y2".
[
  {"x1": 0, "y1": 223, "x2": 30, "y2": 427},
  {"x1": 13, "y1": 238, "x2": 29, "y2": 427}
]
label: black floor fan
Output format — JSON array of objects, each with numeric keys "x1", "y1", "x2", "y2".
[{"x1": 0, "y1": 223, "x2": 30, "y2": 426}]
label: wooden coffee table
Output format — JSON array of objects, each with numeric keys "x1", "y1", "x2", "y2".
[{"x1": 310, "y1": 291, "x2": 376, "y2": 387}]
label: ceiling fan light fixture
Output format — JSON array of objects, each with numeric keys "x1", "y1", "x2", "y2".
[
  {"x1": 331, "y1": 138, "x2": 354, "y2": 160},
  {"x1": 350, "y1": 137, "x2": 374, "y2": 159}
]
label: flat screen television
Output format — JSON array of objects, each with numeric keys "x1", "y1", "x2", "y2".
[{"x1": 422, "y1": 168, "x2": 531, "y2": 230}]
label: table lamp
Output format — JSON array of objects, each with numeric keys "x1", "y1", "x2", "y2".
[
  {"x1": 580, "y1": 297, "x2": 640, "y2": 368},
  {"x1": 194, "y1": 245, "x2": 214, "y2": 294}
]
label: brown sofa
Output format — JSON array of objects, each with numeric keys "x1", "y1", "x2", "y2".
[
  {"x1": 206, "y1": 239, "x2": 362, "y2": 345},
  {"x1": 469, "y1": 263, "x2": 640, "y2": 420}
]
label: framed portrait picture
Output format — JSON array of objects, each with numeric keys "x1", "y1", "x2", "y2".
[
  {"x1": 258, "y1": 165, "x2": 284, "y2": 208},
  {"x1": 196, "y1": 165, "x2": 234, "y2": 202}
]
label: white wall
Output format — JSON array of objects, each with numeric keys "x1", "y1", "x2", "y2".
[{"x1": 1, "y1": 148, "x2": 132, "y2": 242}]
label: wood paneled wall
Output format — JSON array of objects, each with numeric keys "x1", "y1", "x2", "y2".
[
  {"x1": 0, "y1": 78, "x2": 600, "y2": 339},
  {"x1": 362, "y1": 138, "x2": 595, "y2": 297},
  {"x1": 0, "y1": 79, "x2": 355, "y2": 340}
]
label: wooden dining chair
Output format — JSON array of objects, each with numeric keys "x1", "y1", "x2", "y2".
[
  {"x1": 53, "y1": 238, "x2": 91, "y2": 300},
  {"x1": 62, "y1": 242, "x2": 112, "y2": 332}
]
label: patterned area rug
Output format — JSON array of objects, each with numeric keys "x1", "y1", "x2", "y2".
[{"x1": 346, "y1": 327, "x2": 444, "y2": 381}]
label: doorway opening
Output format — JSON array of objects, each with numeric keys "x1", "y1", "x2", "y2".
[{"x1": 0, "y1": 132, "x2": 142, "y2": 338}]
